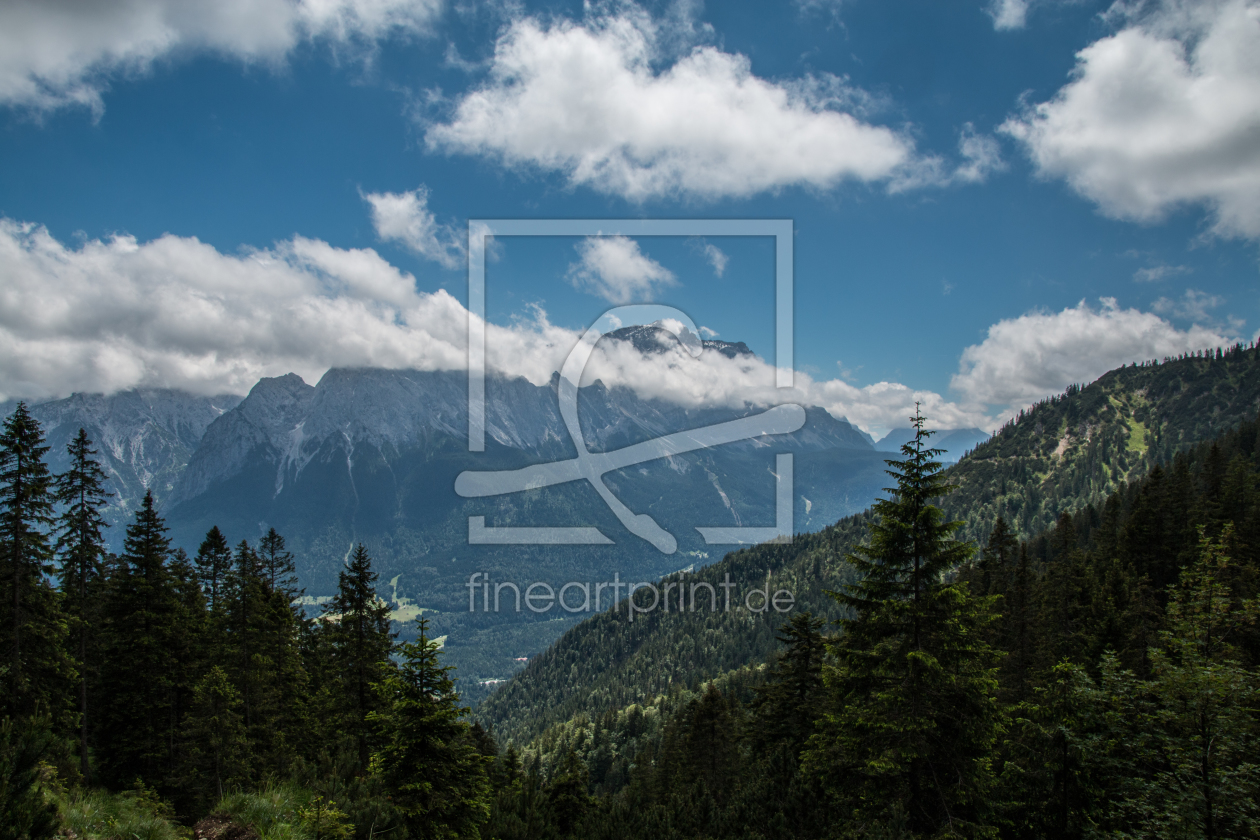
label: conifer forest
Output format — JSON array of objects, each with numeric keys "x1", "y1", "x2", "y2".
[{"x1": 3, "y1": 346, "x2": 1260, "y2": 840}]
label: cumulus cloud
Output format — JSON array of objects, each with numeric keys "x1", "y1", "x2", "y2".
[
  {"x1": 1001, "y1": 0, "x2": 1260, "y2": 239},
  {"x1": 566, "y1": 236, "x2": 677, "y2": 304},
  {"x1": 424, "y1": 9, "x2": 920, "y2": 201},
  {"x1": 363, "y1": 184, "x2": 464, "y2": 268},
  {"x1": 0, "y1": 217, "x2": 1000, "y2": 434},
  {"x1": 0, "y1": 0, "x2": 442, "y2": 113},
  {"x1": 5, "y1": 220, "x2": 1242, "y2": 439},
  {"x1": 951, "y1": 297, "x2": 1233, "y2": 415},
  {"x1": 0, "y1": 218, "x2": 572, "y2": 401},
  {"x1": 954, "y1": 124, "x2": 1006, "y2": 183}
]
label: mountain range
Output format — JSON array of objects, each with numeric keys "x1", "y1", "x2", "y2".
[{"x1": 7, "y1": 330, "x2": 986, "y2": 694}]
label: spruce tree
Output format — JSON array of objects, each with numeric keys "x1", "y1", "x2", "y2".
[
  {"x1": 544, "y1": 750, "x2": 595, "y2": 838},
  {"x1": 752, "y1": 611, "x2": 826, "y2": 760},
  {"x1": 254, "y1": 526, "x2": 309, "y2": 773},
  {"x1": 97, "y1": 490, "x2": 180, "y2": 787},
  {"x1": 978, "y1": 515, "x2": 1017, "y2": 597},
  {"x1": 258, "y1": 527, "x2": 299, "y2": 599},
  {"x1": 193, "y1": 526, "x2": 232, "y2": 613},
  {"x1": 53, "y1": 428, "x2": 112, "y2": 781},
  {"x1": 166, "y1": 546, "x2": 210, "y2": 812},
  {"x1": 324, "y1": 543, "x2": 394, "y2": 769},
  {"x1": 804, "y1": 408, "x2": 1003, "y2": 838},
  {"x1": 181, "y1": 665, "x2": 248, "y2": 810},
  {"x1": 0, "y1": 403, "x2": 73, "y2": 727},
  {"x1": 369, "y1": 617, "x2": 490, "y2": 839},
  {"x1": 225, "y1": 540, "x2": 266, "y2": 746}
]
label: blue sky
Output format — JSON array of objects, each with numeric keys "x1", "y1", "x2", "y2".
[{"x1": 0, "y1": 0, "x2": 1256, "y2": 435}]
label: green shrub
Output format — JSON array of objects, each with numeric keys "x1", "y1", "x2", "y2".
[
  {"x1": 212, "y1": 782, "x2": 354, "y2": 840},
  {"x1": 54, "y1": 786, "x2": 185, "y2": 840}
]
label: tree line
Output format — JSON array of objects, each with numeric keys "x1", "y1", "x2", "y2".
[{"x1": 0, "y1": 402, "x2": 491, "y2": 839}]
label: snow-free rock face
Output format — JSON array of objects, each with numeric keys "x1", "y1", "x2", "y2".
[
  {"x1": 157, "y1": 364, "x2": 888, "y2": 586},
  {"x1": 19, "y1": 389, "x2": 243, "y2": 541},
  {"x1": 171, "y1": 373, "x2": 314, "y2": 504},
  {"x1": 172, "y1": 365, "x2": 879, "y2": 510}
]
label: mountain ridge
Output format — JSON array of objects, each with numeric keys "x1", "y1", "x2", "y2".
[{"x1": 474, "y1": 343, "x2": 1260, "y2": 745}]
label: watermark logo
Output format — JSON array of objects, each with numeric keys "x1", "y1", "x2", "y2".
[
  {"x1": 459, "y1": 220, "x2": 797, "y2": 554},
  {"x1": 466, "y1": 572, "x2": 795, "y2": 620}
]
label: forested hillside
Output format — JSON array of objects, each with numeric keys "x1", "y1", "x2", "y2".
[
  {"x1": 484, "y1": 405, "x2": 1260, "y2": 839},
  {"x1": 478, "y1": 344, "x2": 1260, "y2": 746},
  {"x1": 945, "y1": 343, "x2": 1260, "y2": 542}
]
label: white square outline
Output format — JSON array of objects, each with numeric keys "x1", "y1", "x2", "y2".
[{"x1": 465, "y1": 219, "x2": 794, "y2": 547}]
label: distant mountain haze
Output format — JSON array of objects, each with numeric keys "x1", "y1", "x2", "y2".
[
  {"x1": 6, "y1": 333, "x2": 893, "y2": 696},
  {"x1": 875, "y1": 426, "x2": 991, "y2": 461}
]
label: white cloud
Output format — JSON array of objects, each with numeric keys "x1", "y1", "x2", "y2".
[
  {"x1": 566, "y1": 236, "x2": 677, "y2": 304},
  {"x1": 8, "y1": 220, "x2": 1240, "y2": 440},
  {"x1": 0, "y1": 217, "x2": 998, "y2": 435},
  {"x1": 1133, "y1": 263, "x2": 1192, "y2": 282},
  {"x1": 951, "y1": 297, "x2": 1232, "y2": 414},
  {"x1": 887, "y1": 123, "x2": 1006, "y2": 191},
  {"x1": 363, "y1": 184, "x2": 464, "y2": 269},
  {"x1": 0, "y1": 218, "x2": 570, "y2": 401},
  {"x1": 954, "y1": 123, "x2": 1006, "y2": 183},
  {"x1": 424, "y1": 10, "x2": 920, "y2": 201},
  {"x1": 1001, "y1": 0, "x2": 1260, "y2": 239},
  {"x1": 989, "y1": 0, "x2": 1030, "y2": 30},
  {"x1": 0, "y1": 0, "x2": 442, "y2": 113},
  {"x1": 701, "y1": 242, "x2": 728, "y2": 277}
]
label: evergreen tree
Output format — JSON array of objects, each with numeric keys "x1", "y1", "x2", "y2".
[
  {"x1": 324, "y1": 543, "x2": 394, "y2": 769},
  {"x1": 258, "y1": 527, "x2": 299, "y2": 599},
  {"x1": 193, "y1": 526, "x2": 232, "y2": 613},
  {"x1": 544, "y1": 750, "x2": 594, "y2": 838},
  {"x1": 225, "y1": 540, "x2": 266, "y2": 751},
  {"x1": 998, "y1": 544, "x2": 1035, "y2": 703},
  {"x1": 165, "y1": 546, "x2": 210, "y2": 812},
  {"x1": 752, "y1": 611, "x2": 826, "y2": 760},
  {"x1": 668, "y1": 683, "x2": 738, "y2": 805},
  {"x1": 180, "y1": 665, "x2": 248, "y2": 810},
  {"x1": 0, "y1": 716, "x2": 60, "y2": 840},
  {"x1": 369, "y1": 617, "x2": 490, "y2": 839},
  {"x1": 804, "y1": 409, "x2": 1003, "y2": 838},
  {"x1": 97, "y1": 490, "x2": 181, "y2": 788},
  {"x1": 1083, "y1": 527, "x2": 1260, "y2": 838},
  {"x1": 52, "y1": 428, "x2": 112, "y2": 781},
  {"x1": 0, "y1": 403, "x2": 73, "y2": 727},
  {"x1": 977, "y1": 516, "x2": 1018, "y2": 597},
  {"x1": 253, "y1": 526, "x2": 310, "y2": 774}
]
